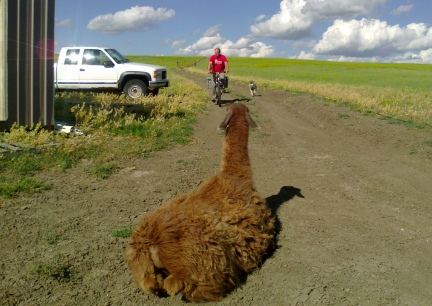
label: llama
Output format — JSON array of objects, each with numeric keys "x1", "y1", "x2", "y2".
[{"x1": 126, "y1": 103, "x2": 275, "y2": 303}]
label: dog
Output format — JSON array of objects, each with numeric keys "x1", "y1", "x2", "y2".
[{"x1": 249, "y1": 81, "x2": 257, "y2": 97}]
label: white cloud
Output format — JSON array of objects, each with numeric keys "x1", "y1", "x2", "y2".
[
  {"x1": 331, "y1": 49, "x2": 432, "y2": 64},
  {"x1": 292, "y1": 51, "x2": 315, "y2": 60},
  {"x1": 313, "y1": 19, "x2": 398, "y2": 57},
  {"x1": 174, "y1": 48, "x2": 196, "y2": 56},
  {"x1": 382, "y1": 51, "x2": 432, "y2": 64},
  {"x1": 56, "y1": 18, "x2": 74, "y2": 29},
  {"x1": 312, "y1": 19, "x2": 432, "y2": 59},
  {"x1": 229, "y1": 41, "x2": 276, "y2": 58},
  {"x1": 230, "y1": 36, "x2": 255, "y2": 49},
  {"x1": 196, "y1": 40, "x2": 276, "y2": 58},
  {"x1": 188, "y1": 34, "x2": 225, "y2": 52},
  {"x1": 419, "y1": 48, "x2": 432, "y2": 63},
  {"x1": 293, "y1": 40, "x2": 317, "y2": 49},
  {"x1": 389, "y1": 52, "x2": 420, "y2": 63},
  {"x1": 172, "y1": 40, "x2": 187, "y2": 48},
  {"x1": 328, "y1": 55, "x2": 380, "y2": 62},
  {"x1": 250, "y1": 0, "x2": 313, "y2": 40},
  {"x1": 203, "y1": 25, "x2": 221, "y2": 37},
  {"x1": 174, "y1": 26, "x2": 275, "y2": 58},
  {"x1": 403, "y1": 23, "x2": 432, "y2": 50},
  {"x1": 86, "y1": 6, "x2": 175, "y2": 34},
  {"x1": 255, "y1": 15, "x2": 267, "y2": 22},
  {"x1": 176, "y1": 38, "x2": 276, "y2": 58},
  {"x1": 303, "y1": 0, "x2": 390, "y2": 20},
  {"x1": 250, "y1": 0, "x2": 390, "y2": 41},
  {"x1": 391, "y1": 4, "x2": 413, "y2": 16}
]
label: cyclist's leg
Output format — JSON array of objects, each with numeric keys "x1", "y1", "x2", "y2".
[
  {"x1": 211, "y1": 73, "x2": 217, "y2": 101},
  {"x1": 219, "y1": 72, "x2": 226, "y2": 92},
  {"x1": 216, "y1": 83, "x2": 222, "y2": 106}
]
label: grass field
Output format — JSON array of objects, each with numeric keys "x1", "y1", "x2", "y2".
[
  {"x1": 129, "y1": 55, "x2": 432, "y2": 128},
  {"x1": 127, "y1": 55, "x2": 431, "y2": 92}
]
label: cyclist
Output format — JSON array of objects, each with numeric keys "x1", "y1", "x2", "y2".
[{"x1": 208, "y1": 47, "x2": 230, "y2": 101}]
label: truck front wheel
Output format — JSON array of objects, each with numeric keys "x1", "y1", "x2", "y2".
[{"x1": 123, "y1": 79, "x2": 148, "y2": 99}]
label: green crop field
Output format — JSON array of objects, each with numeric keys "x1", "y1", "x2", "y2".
[
  {"x1": 128, "y1": 55, "x2": 431, "y2": 93},
  {"x1": 230, "y1": 58, "x2": 431, "y2": 93}
]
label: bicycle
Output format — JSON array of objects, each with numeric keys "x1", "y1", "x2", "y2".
[{"x1": 211, "y1": 72, "x2": 226, "y2": 107}]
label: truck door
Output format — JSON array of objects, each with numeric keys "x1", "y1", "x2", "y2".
[
  {"x1": 56, "y1": 48, "x2": 81, "y2": 89},
  {"x1": 78, "y1": 49, "x2": 117, "y2": 89}
]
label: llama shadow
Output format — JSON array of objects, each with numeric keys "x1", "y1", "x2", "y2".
[{"x1": 265, "y1": 185, "x2": 304, "y2": 245}]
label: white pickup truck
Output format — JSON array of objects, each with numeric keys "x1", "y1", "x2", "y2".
[{"x1": 54, "y1": 47, "x2": 169, "y2": 98}]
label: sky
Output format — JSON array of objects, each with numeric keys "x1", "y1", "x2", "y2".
[{"x1": 54, "y1": 0, "x2": 432, "y2": 63}]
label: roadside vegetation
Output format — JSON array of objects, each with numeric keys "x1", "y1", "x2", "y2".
[{"x1": 0, "y1": 73, "x2": 208, "y2": 198}]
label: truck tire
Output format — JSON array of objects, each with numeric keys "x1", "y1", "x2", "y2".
[{"x1": 123, "y1": 79, "x2": 148, "y2": 99}]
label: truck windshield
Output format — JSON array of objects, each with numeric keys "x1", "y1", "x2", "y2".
[{"x1": 105, "y1": 49, "x2": 129, "y2": 64}]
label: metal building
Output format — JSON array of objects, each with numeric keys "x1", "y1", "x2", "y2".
[{"x1": 0, "y1": 0, "x2": 55, "y2": 130}]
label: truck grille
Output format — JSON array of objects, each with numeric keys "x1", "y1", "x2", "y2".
[{"x1": 162, "y1": 71, "x2": 167, "y2": 79}]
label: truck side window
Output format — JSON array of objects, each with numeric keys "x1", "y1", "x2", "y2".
[
  {"x1": 99, "y1": 52, "x2": 112, "y2": 66},
  {"x1": 81, "y1": 49, "x2": 114, "y2": 66},
  {"x1": 82, "y1": 50, "x2": 91, "y2": 65},
  {"x1": 83, "y1": 49, "x2": 102, "y2": 65},
  {"x1": 64, "y1": 49, "x2": 80, "y2": 65}
]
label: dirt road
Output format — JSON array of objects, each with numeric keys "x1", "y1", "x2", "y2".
[{"x1": 1, "y1": 70, "x2": 431, "y2": 305}]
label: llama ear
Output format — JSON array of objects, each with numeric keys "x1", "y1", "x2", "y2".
[{"x1": 218, "y1": 108, "x2": 233, "y2": 130}]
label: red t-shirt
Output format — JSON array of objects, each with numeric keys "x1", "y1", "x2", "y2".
[{"x1": 209, "y1": 54, "x2": 228, "y2": 73}]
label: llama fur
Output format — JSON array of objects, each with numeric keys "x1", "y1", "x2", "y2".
[
  {"x1": 249, "y1": 81, "x2": 257, "y2": 96},
  {"x1": 126, "y1": 103, "x2": 275, "y2": 303}
]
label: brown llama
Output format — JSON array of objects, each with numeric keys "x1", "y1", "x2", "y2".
[{"x1": 126, "y1": 103, "x2": 275, "y2": 302}]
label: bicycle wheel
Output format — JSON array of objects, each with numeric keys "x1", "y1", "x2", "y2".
[{"x1": 216, "y1": 84, "x2": 222, "y2": 106}]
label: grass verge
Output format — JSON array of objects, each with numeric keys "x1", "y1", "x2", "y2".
[{"x1": 0, "y1": 72, "x2": 208, "y2": 198}]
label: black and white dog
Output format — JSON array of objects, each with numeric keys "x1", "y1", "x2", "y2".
[{"x1": 249, "y1": 81, "x2": 257, "y2": 97}]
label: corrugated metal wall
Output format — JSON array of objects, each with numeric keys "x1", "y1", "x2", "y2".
[
  {"x1": 0, "y1": 0, "x2": 6, "y2": 122},
  {"x1": 0, "y1": 0, "x2": 55, "y2": 130}
]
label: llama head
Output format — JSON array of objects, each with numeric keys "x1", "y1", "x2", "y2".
[{"x1": 218, "y1": 103, "x2": 259, "y2": 130}]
